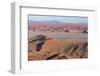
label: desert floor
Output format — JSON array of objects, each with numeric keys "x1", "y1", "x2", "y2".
[{"x1": 28, "y1": 36, "x2": 88, "y2": 61}]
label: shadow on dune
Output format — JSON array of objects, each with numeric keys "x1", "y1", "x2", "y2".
[{"x1": 29, "y1": 35, "x2": 46, "y2": 52}]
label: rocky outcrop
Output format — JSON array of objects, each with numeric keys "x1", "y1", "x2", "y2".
[
  {"x1": 29, "y1": 21, "x2": 88, "y2": 33},
  {"x1": 29, "y1": 35, "x2": 46, "y2": 52}
]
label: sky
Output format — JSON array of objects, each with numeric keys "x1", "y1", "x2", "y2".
[{"x1": 28, "y1": 15, "x2": 88, "y2": 23}]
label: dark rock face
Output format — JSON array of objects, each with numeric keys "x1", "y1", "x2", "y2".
[
  {"x1": 36, "y1": 42, "x2": 45, "y2": 51},
  {"x1": 64, "y1": 29, "x2": 69, "y2": 32},
  {"x1": 29, "y1": 35, "x2": 46, "y2": 52},
  {"x1": 82, "y1": 30, "x2": 88, "y2": 33},
  {"x1": 29, "y1": 35, "x2": 46, "y2": 43},
  {"x1": 46, "y1": 53, "x2": 60, "y2": 60}
]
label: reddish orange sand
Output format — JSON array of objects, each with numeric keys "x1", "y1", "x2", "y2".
[{"x1": 28, "y1": 39, "x2": 88, "y2": 60}]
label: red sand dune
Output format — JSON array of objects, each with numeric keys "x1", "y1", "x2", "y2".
[{"x1": 28, "y1": 39, "x2": 87, "y2": 60}]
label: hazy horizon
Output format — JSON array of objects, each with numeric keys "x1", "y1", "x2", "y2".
[{"x1": 28, "y1": 15, "x2": 88, "y2": 24}]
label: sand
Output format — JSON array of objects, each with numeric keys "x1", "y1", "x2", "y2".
[{"x1": 28, "y1": 38, "x2": 88, "y2": 61}]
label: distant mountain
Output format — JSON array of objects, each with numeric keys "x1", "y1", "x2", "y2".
[{"x1": 28, "y1": 20, "x2": 88, "y2": 33}]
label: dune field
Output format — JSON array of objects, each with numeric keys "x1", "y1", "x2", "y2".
[{"x1": 28, "y1": 32, "x2": 88, "y2": 61}]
